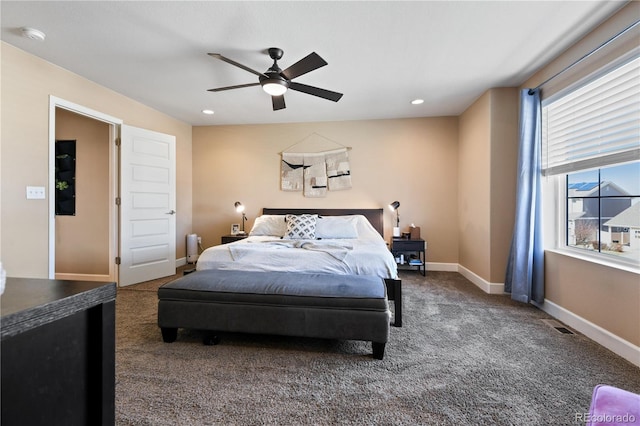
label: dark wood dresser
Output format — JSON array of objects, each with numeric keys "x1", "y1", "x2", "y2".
[{"x1": 1, "y1": 278, "x2": 117, "y2": 425}]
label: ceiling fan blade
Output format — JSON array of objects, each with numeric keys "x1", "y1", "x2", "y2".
[
  {"x1": 208, "y1": 53, "x2": 268, "y2": 78},
  {"x1": 281, "y1": 52, "x2": 327, "y2": 80},
  {"x1": 272, "y1": 95, "x2": 286, "y2": 111},
  {"x1": 208, "y1": 82, "x2": 260, "y2": 92},
  {"x1": 289, "y1": 82, "x2": 343, "y2": 102}
]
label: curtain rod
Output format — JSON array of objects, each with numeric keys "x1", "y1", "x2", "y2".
[{"x1": 529, "y1": 19, "x2": 640, "y2": 95}]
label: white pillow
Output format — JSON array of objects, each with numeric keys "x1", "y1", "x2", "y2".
[
  {"x1": 315, "y1": 215, "x2": 359, "y2": 239},
  {"x1": 249, "y1": 215, "x2": 287, "y2": 237},
  {"x1": 285, "y1": 214, "x2": 318, "y2": 239}
]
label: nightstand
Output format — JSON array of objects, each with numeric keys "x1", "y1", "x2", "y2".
[
  {"x1": 390, "y1": 238, "x2": 426, "y2": 276},
  {"x1": 221, "y1": 234, "x2": 248, "y2": 244}
]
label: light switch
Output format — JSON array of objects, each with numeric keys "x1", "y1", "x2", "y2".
[{"x1": 26, "y1": 186, "x2": 46, "y2": 199}]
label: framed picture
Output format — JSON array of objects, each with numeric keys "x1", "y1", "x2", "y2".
[{"x1": 231, "y1": 224, "x2": 240, "y2": 235}]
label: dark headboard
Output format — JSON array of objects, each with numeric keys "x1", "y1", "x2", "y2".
[{"x1": 263, "y1": 208, "x2": 384, "y2": 237}]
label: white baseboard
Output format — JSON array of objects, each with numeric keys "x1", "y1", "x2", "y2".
[
  {"x1": 426, "y1": 262, "x2": 458, "y2": 272},
  {"x1": 535, "y1": 299, "x2": 640, "y2": 368},
  {"x1": 457, "y1": 265, "x2": 505, "y2": 294},
  {"x1": 176, "y1": 257, "x2": 187, "y2": 267}
]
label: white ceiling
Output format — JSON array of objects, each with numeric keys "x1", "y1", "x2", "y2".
[{"x1": 0, "y1": 1, "x2": 627, "y2": 126}]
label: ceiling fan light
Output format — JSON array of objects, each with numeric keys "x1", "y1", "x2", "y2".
[{"x1": 262, "y1": 81, "x2": 288, "y2": 96}]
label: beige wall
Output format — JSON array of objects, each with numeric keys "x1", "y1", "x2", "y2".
[
  {"x1": 489, "y1": 88, "x2": 519, "y2": 282},
  {"x1": 458, "y1": 88, "x2": 518, "y2": 283},
  {"x1": 55, "y1": 108, "x2": 110, "y2": 275},
  {"x1": 545, "y1": 251, "x2": 639, "y2": 346},
  {"x1": 192, "y1": 117, "x2": 459, "y2": 264},
  {"x1": 458, "y1": 91, "x2": 491, "y2": 279},
  {"x1": 1, "y1": 42, "x2": 193, "y2": 278},
  {"x1": 522, "y1": 2, "x2": 640, "y2": 347}
]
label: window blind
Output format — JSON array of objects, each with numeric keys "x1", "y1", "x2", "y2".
[{"x1": 542, "y1": 56, "x2": 640, "y2": 176}]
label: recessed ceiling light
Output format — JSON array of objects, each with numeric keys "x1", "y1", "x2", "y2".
[
  {"x1": 21, "y1": 27, "x2": 46, "y2": 42},
  {"x1": 202, "y1": 109, "x2": 215, "y2": 115},
  {"x1": 411, "y1": 99, "x2": 424, "y2": 105}
]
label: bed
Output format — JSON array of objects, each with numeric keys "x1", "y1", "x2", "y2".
[
  {"x1": 158, "y1": 208, "x2": 401, "y2": 359},
  {"x1": 196, "y1": 208, "x2": 398, "y2": 280}
]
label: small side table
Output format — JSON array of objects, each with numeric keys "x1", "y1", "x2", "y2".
[
  {"x1": 221, "y1": 234, "x2": 248, "y2": 244},
  {"x1": 390, "y1": 237, "x2": 426, "y2": 276}
]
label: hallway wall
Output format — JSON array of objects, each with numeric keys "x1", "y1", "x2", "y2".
[{"x1": 54, "y1": 108, "x2": 110, "y2": 275}]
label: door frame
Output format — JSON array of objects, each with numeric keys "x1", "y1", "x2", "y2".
[{"x1": 48, "y1": 96, "x2": 122, "y2": 282}]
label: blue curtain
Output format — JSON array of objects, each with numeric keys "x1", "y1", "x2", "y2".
[{"x1": 505, "y1": 88, "x2": 544, "y2": 304}]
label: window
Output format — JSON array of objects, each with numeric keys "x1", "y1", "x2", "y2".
[
  {"x1": 543, "y1": 56, "x2": 640, "y2": 268},
  {"x1": 565, "y1": 162, "x2": 639, "y2": 264}
]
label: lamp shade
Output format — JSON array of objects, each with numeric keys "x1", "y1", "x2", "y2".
[
  {"x1": 389, "y1": 201, "x2": 400, "y2": 211},
  {"x1": 234, "y1": 201, "x2": 245, "y2": 213}
]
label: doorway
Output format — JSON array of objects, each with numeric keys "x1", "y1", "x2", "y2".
[
  {"x1": 54, "y1": 108, "x2": 113, "y2": 281},
  {"x1": 48, "y1": 97, "x2": 121, "y2": 283},
  {"x1": 48, "y1": 96, "x2": 177, "y2": 286}
]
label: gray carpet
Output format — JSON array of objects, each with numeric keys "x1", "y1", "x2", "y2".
[{"x1": 115, "y1": 270, "x2": 640, "y2": 425}]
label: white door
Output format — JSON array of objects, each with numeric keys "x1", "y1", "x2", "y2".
[{"x1": 120, "y1": 125, "x2": 176, "y2": 286}]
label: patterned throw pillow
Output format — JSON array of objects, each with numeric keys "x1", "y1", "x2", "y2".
[{"x1": 285, "y1": 214, "x2": 318, "y2": 239}]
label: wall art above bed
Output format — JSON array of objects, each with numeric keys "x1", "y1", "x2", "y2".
[{"x1": 280, "y1": 134, "x2": 352, "y2": 197}]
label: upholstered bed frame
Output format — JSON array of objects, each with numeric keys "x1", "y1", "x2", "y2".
[{"x1": 157, "y1": 208, "x2": 400, "y2": 359}]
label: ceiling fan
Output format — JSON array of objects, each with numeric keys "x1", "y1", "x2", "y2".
[{"x1": 207, "y1": 48, "x2": 343, "y2": 111}]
